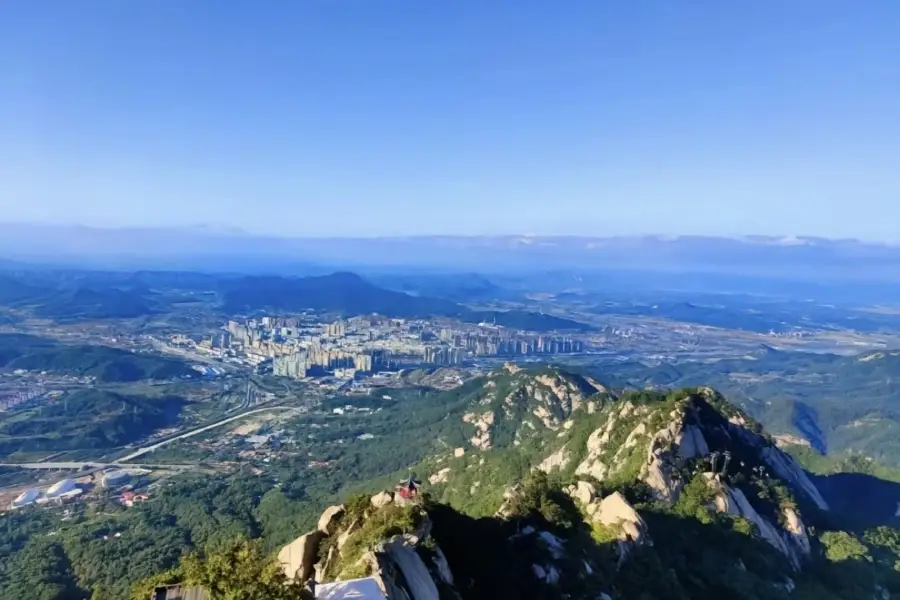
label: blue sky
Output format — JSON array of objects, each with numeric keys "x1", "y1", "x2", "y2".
[{"x1": 1, "y1": 1, "x2": 898, "y2": 239}]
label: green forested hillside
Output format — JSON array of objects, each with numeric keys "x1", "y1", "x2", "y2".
[
  {"x1": 1, "y1": 366, "x2": 898, "y2": 600},
  {"x1": 0, "y1": 334, "x2": 197, "y2": 382},
  {"x1": 0, "y1": 390, "x2": 185, "y2": 456},
  {"x1": 581, "y1": 349, "x2": 900, "y2": 466}
]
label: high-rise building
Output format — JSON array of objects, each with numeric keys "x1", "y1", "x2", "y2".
[
  {"x1": 273, "y1": 351, "x2": 309, "y2": 378},
  {"x1": 354, "y1": 353, "x2": 373, "y2": 372}
]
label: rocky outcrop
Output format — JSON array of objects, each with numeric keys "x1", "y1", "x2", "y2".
[
  {"x1": 638, "y1": 410, "x2": 710, "y2": 504},
  {"x1": 378, "y1": 535, "x2": 442, "y2": 600},
  {"x1": 537, "y1": 445, "x2": 571, "y2": 473},
  {"x1": 278, "y1": 530, "x2": 325, "y2": 582},
  {"x1": 371, "y1": 491, "x2": 394, "y2": 508},
  {"x1": 706, "y1": 474, "x2": 809, "y2": 570},
  {"x1": 459, "y1": 367, "x2": 610, "y2": 454},
  {"x1": 710, "y1": 477, "x2": 798, "y2": 567},
  {"x1": 463, "y1": 411, "x2": 494, "y2": 450},
  {"x1": 566, "y1": 480, "x2": 597, "y2": 507},
  {"x1": 296, "y1": 497, "x2": 461, "y2": 600},
  {"x1": 588, "y1": 492, "x2": 648, "y2": 564},
  {"x1": 563, "y1": 388, "x2": 829, "y2": 525},
  {"x1": 781, "y1": 506, "x2": 812, "y2": 557},
  {"x1": 758, "y1": 446, "x2": 829, "y2": 511},
  {"x1": 429, "y1": 468, "x2": 451, "y2": 485},
  {"x1": 318, "y1": 504, "x2": 345, "y2": 535},
  {"x1": 678, "y1": 424, "x2": 710, "y2": 459},
  {"x1": 573, "y1": 405, "x2": 623, "y2": 480},
  {"x1": 591, "y1": 492, "x2": 647, "y2": 544}
]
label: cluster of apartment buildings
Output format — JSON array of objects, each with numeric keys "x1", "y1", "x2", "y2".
[{"x1": 208, "y1": 314, "x2": 591, "y2": 380}]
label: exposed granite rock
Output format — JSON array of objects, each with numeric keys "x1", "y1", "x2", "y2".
[
  {"x1": 706, "y1": 474, "x2": 803, "y2": 569},
  {"x1": 537, "y1": 445, "x2": 571, "y2": 474},
  {"x1": 429, "y1": 467, "x2": 451, "y2": 485},
  {"x1": 318, "y1": 504, "x2": 346, "y2": 535},
  {"x1": 566, "y1": 480, "x2": 597, "y2": 507},
  {"x1": 371, "y1": 491, "x2": 394, "y2": 508},
  {"x1": 278, "y1": 530, "x2": 325, "y2": 582},
  {"x1": 758, "y1": 446, "x2": 829, "y2": 511},
  {"x1": 593, "y1": 492, "x2": 647, "y2": 541}
]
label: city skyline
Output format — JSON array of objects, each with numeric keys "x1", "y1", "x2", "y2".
[{"x1": 2, "y1": 2, "x2": 899, "y2": 239}]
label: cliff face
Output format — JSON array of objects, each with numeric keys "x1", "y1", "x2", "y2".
[
  {"x1": 415, "y1": 369, "x2": 840, "y2": 576},
  {"x1": 282, "y1": 483, "x2": 623, "y2": 600},
  {"x1": 279, "y1": 493, "x2": 459, "y2": 600}
]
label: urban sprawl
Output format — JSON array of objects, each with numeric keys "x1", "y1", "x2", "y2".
[{"x1": 185, "y1": 315, "x2": 585, "y2": 381}]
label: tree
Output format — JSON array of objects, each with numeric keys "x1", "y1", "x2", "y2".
[
  {"x1": 181, "y1": 536, "x2": 307, "y2": 600},
  {"x1": 820, "y1": 531, "x2": 871, "y2": 563}
]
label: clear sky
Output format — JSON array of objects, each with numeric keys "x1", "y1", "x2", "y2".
[{"x1": 1, "y1": 1, "x2": 898, "y2": 239}]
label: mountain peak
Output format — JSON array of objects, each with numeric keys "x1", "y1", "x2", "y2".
[
  {"x1": 417, "y1": 372, "x2": 832, "y2": 573},
  {"x1": 460, "y1": 365, "x2": 611, "y2": 451}
]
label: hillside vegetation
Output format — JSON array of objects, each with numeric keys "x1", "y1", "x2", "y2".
[
  {"x1": 588, "y1": 348, "x2": 900, "y2": 466},
  {"x1": 0, "y1": 334, "x2": 197, "y2": 382},
  {"x1": 0, "y1": 389, "x2": 185, "y2": 456},
  {"x1": 220, "y1": 272, "x2": 589, "y2": 331},
  {"x1": 4, "y1": 365, "x2": 899, "y2": 599}
]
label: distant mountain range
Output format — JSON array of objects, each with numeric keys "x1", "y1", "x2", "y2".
[
  {"x1": 221, "y1": 272, "x2": 590, "y2": 331},
  {"x1": 3, "y1": 223, "x2": 900, "y2": 283},
  {"x1": 0, "y1": 268, "x2": 589, "y2": 330}
]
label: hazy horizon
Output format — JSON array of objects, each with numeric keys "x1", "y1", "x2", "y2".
[
  {"x1": 3, "y1": 3, "x2": 899, "y2": 239},
  {"x1": 3, "y1": 220, "x2": 900, "y2": 244}
]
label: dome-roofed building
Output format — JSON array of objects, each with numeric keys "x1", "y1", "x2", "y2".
[
  {"x1": 12, "y1": 489, "x2": 40, "y2": 508},
  {"x1": 46, "y1": 478, "x2": 76, "y2": 498}
]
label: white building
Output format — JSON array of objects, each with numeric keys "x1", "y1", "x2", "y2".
[
  {"x1": 12, "y1": 489, "x2": 40, "y2": 508},
  {"x1": 46, "y1": 478, "x2": 76, "y2": 498}
]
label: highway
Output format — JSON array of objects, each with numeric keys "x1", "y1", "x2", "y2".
[{"x1": 115, "y1": 405, "x2": 294, "y2": 462}]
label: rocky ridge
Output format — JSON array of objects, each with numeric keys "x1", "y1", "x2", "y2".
[
  {"x1": 273, "y1": 366, "x2": 896, "y2": 600},
  {"x1": 420, "y1": 369, "x2": 835, "y2": 571}
]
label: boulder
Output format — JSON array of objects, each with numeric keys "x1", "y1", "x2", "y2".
[
  {"x1": 454, "y1": 447, "x2": 466, "y2": 458},
  {"x1": 532, "y1": 563, "x2": 561, "y2": 585},
  {"x1": 593, "y1": 492, "x2": 647, "y2": 544},
  {"x1": 567, "y1": 480, "x2": 596, "y2": 507},
  {"x1": 371, "y1": 491, "x2": 394, "y2": 508},
  {"x1": 318, "y1": 504, "x2": 345, "y2": 535},
  {"x1": 278, "y1": 530, "x2": 325, "y2": 582},
  {"x1": 592, "y1": 492, "x2": 648, "y2": 565}
]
